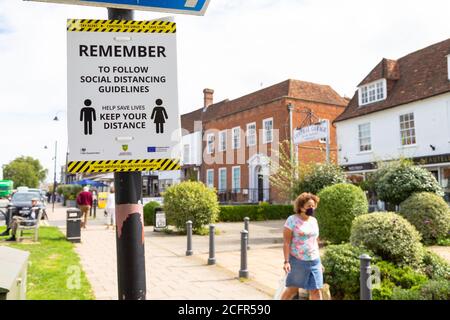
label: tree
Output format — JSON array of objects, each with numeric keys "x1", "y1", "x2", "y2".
[
  {"x1": 3, "y1": 156, "x2": 48, "y2": 188},
  {"x1": 3, "y1": 161, "x2": 39, "y2": 188},
  {"x1": 270, "y1": 140, "x2": 346, "y2": 201}
]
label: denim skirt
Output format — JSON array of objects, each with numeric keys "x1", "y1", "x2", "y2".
[{"x1": 285, "y1": 255, "x2": 323, "y2": 290}]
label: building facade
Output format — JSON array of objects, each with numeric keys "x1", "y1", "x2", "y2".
[
  {"x1": 181, "y1": 79, "x2": 348, "y2": 204},
  {"x1": 335, "y1": 38, "x2": 450, "y2": 203}
]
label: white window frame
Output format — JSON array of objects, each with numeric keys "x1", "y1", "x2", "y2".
[
  {"x1": 246, "y1": 122, "x2": 257, "y2": 147},
  {"x1": 232, "y1": 166, "x2": 241, "y2": 192},
  {"x1": 263, "y1": 118, "x2": 273, "y2": 144},
  {"x1": 399, "y1": 112, "x2": 417, "y2": 146},
  {"x1": 358, "y1": 123, "x2": 372, "y2": 152},
  {"x1": 219, "y1": 130, "x2": 227, "y2": 152},
  {"x1": 358, "y1": 79, "x2": 387, "y2": 106},
  {"x1": 206, "y1": 169, "x2": 214, "y2": 188},
  {"x1": 206, "y1": 133, "x2": 215, "y2": 154},
  {"x1": 232, "y1": 126, "x2": 241, "y2": 149},
  {"x1": 218, "y1": 167, "x2": 227, "y2": 192}
]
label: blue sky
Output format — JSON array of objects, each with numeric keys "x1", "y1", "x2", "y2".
[{"x1": 0, "y1": 0, "x2": 449, "y2": 183}]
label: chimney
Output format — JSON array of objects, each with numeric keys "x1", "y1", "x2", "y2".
[{"x1": 203, "y1": 88, "x2": 214, "y2": 110}]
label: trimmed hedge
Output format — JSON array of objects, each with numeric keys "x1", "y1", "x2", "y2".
[
  {"x1": 218, "y1": 203, "x2": 293, "y2": 222},
  {"x1": 315, "y1": 183, "x2": 368, "y2": 244},
  {"x1": 163, "y1": 181, "x2": 219, "y2": 232},
  {"x1": 350, "y1": 212, "x2": 424, "y2": 267},
  {"x1": 399, "y1": 192, "x2": 450, "y2": 245},
  {"x1": 143, "y1": 201, "x2": 161, "y2": 226}
]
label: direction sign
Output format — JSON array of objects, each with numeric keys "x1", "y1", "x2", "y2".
[
  {"x1": 67, "y1": 19, "x2": 182, "y2": 174},
  {"x1": 25, "y1": 0, "x2": 211, "y2": 15}
]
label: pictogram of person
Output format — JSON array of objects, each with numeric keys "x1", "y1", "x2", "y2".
[
  {"x1": 150, "y1": 99, "x2": 168, "y2": 134},
  {"x1": 80, "y1": 99, "x2": 97, "y2": 135}
]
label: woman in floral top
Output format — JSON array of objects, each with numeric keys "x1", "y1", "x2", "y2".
[{"x1": 281, "y1": 192, "x2": 324, "y2": 300}]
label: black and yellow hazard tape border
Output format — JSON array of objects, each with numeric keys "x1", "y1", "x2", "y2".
[
  {"x1": 68, "y1": 159, "x2": 181, "y2": 173},
  {"x1": 67, "y1": 19, "x2": 176, "y2": 33}
]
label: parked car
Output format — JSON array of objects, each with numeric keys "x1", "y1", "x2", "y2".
[{"x1": 10, "y1": 191, "x2": 47, "y2": 220}]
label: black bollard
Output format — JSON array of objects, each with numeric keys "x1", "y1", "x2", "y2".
[
  {"x1": 359, "y1": 254, "x2": 373, "y2": 300},
  {"x1": 186, "y1": 220, "x2": 193, "y2": 256},
  {"x1": 244, "y1": 217, "x2": 250, "y2": 250},
  {"x1": 208, "y1": 224, "x2": 216, "y2": 265},
  {"x1": 239, "y1": 230, "x2": 249, "y2": 278}
]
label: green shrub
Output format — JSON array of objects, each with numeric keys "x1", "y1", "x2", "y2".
[
  {"x1": 391, "y1": 280, "x2": 450, "y2": 300},
  {"x1": 315, "y1": 183, "x2": 368, "y2": 244},
  {"x1": 65, "y1": 185, "x2": 82, "y2": 200},
  {"x1": 421, "y1": 249, "x2": 450, "y2": 280},
  {"x1": 399, "y1": 192, "x2": 450, "y2": 245},
  {"x1": 375, "y1": 160, "x2": 444, "y2": 206},
  {"x1": 391, "y1": 287, "x2": 423, "y2": 300},
  {"x1": 321, "y1": 243, "x2": 375, "y2": 300},
  {"x1": 218, "y1": 204, "x2": 293, "y2": 222},
  {"x1": 143, "y1": 201, "x2": 161, "y2": 226},
  {"x1": 293, "y1": 163, "x2": 347, "y2": 197},
  {"x1": 350, "y1": 212, "x2": 424, "y2": 267},
  {"x1": 163, "y1": 181, "x2": 219, "y2": 232},
  {"x1": 372, "y1": 261, "x2": 428, "y2": 300}
]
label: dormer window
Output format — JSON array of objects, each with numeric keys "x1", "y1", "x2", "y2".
[{"x1": 358, "y1": 79, "x2": 387, "y2": 106}]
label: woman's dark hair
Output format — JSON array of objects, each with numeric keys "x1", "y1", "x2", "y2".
[{"x1": 293, "y1": 192, "x2": 320, "y2": 213}]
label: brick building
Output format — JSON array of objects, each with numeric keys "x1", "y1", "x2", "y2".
[{"x1": 181, "y1": 79, "x2": 348, "y2": 204}]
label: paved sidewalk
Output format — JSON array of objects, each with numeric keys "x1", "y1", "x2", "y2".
[
  {"x1": 23, "y1": 203, "x2": 450, "y2": 299},
  {"x1": 48, "y1": 204, "x2": 274, "y2": 300}
]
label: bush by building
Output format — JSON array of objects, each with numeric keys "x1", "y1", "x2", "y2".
[
  {"x1": 315, "y1": 183, "x2": 368, "y2": 244},
  {"x1": 350, "y1": 212, "x2": 424, "y2": 267},
  {"x1": 218, "y1": 203, "x2": 293, "y2": 222},
  {"x1": 163, "y1": 181, "x2": 219, "y2": 232},
  {"x1": 375, "y1": 160, "x2": 444, "y2": 206},
  {"x1": 292, "y1": 162, "x2": 347, "y2": 197},
  {"x1": 399, "y1": 192, "x2": 450, "y2": 245},
  {"x1": 143, "y1": 201, "x2": 161, "y2": 226}
]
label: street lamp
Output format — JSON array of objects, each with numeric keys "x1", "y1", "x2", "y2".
[
  {"x1": 53, "y1": 111, "x2": 70, "y2": 184},
  {"x1": 44, "y1": 142, "x2": 57, "y2": 213}
]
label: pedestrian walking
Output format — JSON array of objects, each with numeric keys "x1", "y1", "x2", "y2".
[
  {"x1": 76, "y1": 186, "x2": 93, "y2": 229},
  {"x1": 105, "y1": 187, "x2": 116, "y2": 230},
  {"x1": 281, "y1": 192, "x2": 324, "y2": 300}
]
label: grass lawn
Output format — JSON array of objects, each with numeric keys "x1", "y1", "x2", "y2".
[{"x1": 0, "y1": 225, "x2": 94, "y2": 300}]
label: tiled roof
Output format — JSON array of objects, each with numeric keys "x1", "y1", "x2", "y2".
[
  {"x1": 335, "y1": 38, "x2": 450, "y2": 123},
  {"x1": 181, "y1": 79, "x2": 347, "y2": 132}
]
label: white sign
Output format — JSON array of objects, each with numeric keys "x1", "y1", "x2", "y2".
[
  {"x1": 25, "y1": 0, "x2": 211, "y2": 16},
  {"x1": 67, "y1": 19, "x2": 181, "y2": 174},
  {"x1": 155, "y1": 212, "x2": 166, "y2": 228},
  {"x1": 293, "y1": 121, "x2": 328, "y2": 145}
]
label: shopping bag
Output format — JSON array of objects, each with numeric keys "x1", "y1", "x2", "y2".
[{"x1": 273, "y1": 274, "x2": 287, "y2": 300}]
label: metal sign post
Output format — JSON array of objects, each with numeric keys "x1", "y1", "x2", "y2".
[{"x1": 108, "y1": 8, "x2": 146, "y2": 300}]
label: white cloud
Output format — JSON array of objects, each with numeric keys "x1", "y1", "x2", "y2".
[{"x1": 0, "y1": 0, "x2": 449, "y2": 183}]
